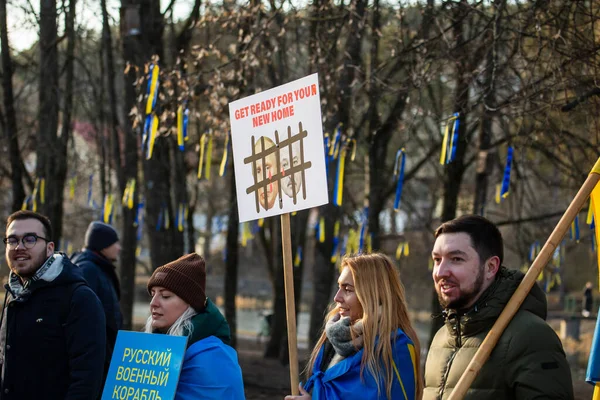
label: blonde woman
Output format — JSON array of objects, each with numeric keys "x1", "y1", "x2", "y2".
[{"x1": 286, "y1": 253, "x2": 423, "y2": 400}]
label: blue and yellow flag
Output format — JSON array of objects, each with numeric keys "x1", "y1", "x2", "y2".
[{"x1": 585, "y1": 158, "x2": 600, "y2": 399}]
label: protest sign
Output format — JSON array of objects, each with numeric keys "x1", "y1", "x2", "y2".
[
  {"x1": 102, "y1": 331, "x2": 188, "y2": 400},
  {"x1": 229, "y1": 73, "x2": 328, "y2": 222}
]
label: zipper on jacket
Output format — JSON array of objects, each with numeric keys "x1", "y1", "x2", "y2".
[{"x1": 439, "y1": 314, "x2": 461, "y2": 399}]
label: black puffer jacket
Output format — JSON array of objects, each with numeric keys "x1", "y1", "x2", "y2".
[
  {"x1": 71, "y1": 249, "x2": 123, "y2": 374},
  {"x1": 0, "y1": 254, "x2": 106, "y2": 400}
]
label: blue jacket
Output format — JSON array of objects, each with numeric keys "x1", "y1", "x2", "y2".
[
  {"x1": 0, "y1": 254, "x2": 106, "y2": 400},
  {"x1": 304, "y1": 329, "x2": 417, "y2": 400},
  {"x1": 71, "y1": 249, "x2": 123, "y2": 375},
  {"x1": 173, "y1": 299, "x2": 245, "y2": 400}
]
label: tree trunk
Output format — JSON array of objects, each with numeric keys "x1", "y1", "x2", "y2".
[
  {"x1": 472, "y1": 0, "x2": 504, "y2": 215},
  {"x1": 0, "y1": 0, "x2": 26, "y2": 211},
  {"x1": 429, "y1": 0, "x2": 472, "y2": 346},
  {"x1": 138, "y1": 0, "x2": 183, "y2": 270},
  {"x1": 119, "y1": 0, "x2": 142, "y2": 329},
  {"x1": 224, "y1": 166, "x2": 239, "y2": 349},
  {"x1": 37, "y1": 0, "x2": 60, "y2": 235},
  {"x1": 36, "y1": 0, "x2": 71, "y2": 242}
]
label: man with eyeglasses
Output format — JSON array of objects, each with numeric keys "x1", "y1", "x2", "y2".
[{"x1": 0, "y1": 210, "x2": 106, "y2": 399}]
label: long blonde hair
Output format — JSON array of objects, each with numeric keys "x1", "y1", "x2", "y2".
[{"x1": 306, "y1": 253, "x2": 423, "y2": 399}]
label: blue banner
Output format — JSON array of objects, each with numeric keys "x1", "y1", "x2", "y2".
[{"x1": 102, "y1": 331, "x2": 188, "y2": 400}]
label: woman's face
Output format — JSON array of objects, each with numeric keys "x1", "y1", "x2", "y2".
[
  {"x1": 333, "y1": 266, "x2": 363, "y2": 322},
  {"x1": 149, "y1": 286, "x2": 189, "y2": 332}
]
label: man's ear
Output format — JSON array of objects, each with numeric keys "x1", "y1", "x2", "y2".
[
  {"x1": 486, "y1": 256, "x2": 501, "y2": 279},
  {"x1": 46, "y1": 241, "x2": 55, "y2": 257}
]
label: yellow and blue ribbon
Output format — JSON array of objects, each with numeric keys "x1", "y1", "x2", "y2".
[
  {"x1": 175, "y1": 203, "x2": 186, "y2": 232},
  {"x1": 569, "y1": 214, "x2": 580, "y2": 242},
  {"x1": 145, "y1": 64, "x2": 160, "y2": 115},
  {"x1": 440, "y1": 113, "x2": 459, "y2": 164},
  {"x1": 333, "y1": 147, "x2": 347, "y2": 206},
  {"x1": 318, "y1": 217, "x2": 326, "y2": 243},
  {"x1": 146, "y1": 115, "x2": 159, "y2": 160},
  {"x1": 103, "y1": 194, "x2": 115, "y2": 224},
  {"x1": 21, "y1": 195, "x2": 31, "y2": 211},
  {"x1": 294, "y1": 246, "x2": 303, "y2": 267},
  {"x1": 393, "y1": 149, "x2": 406, "y2": 212},
  {"x1": 500, "y1": 146, "x2": 514, "y2": 199},
  {"x1": 31, "y1": 178, "x2": 39, "y2": 212},
  {"x1": 122, "y1": 179, "x2": 136, "y2": 209}
]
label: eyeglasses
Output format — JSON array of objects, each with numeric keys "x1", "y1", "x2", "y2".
[{"x1": 3, "y1": 234, "x2": 50, "y2": 250}]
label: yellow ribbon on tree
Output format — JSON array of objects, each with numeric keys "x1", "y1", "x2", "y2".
[
  {"x1": 146, "y1": 115, "x2": 159, "y2": 160},
  {"x1": 177, "y1": 203, "x2": 185, "y2": 232},
  {"x1": 177, "y1": 105, "x2": 184, "y2": 150},
  {"x1": 205, "y1": 134, "x2": 213, "y2": 180},
  {"x1": 198, "y1": 133, "x2": 207, "y2": 179},
  {"x1": 219, "y1": 134, "x2": 229, "y2": 177},
  {"x1": 103, "y1": 194, "x2": 114, "y2": 224},
  {"x1": 69, "y1": 177, "x2": 77, "y2": 200}
]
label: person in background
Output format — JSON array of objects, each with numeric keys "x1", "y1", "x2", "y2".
[
  {"x1": 424, "y1": 214, "x2": 573, "y2": 399},
  {"x1": 583, "y1": 281, "x2": 593, "y2": 318},
  {"x1": 145, "y1": 253, "x2": 245, "y2": 400},
  {"x1": 285, "y1": 253, "x2": 422, "y2": 400},
  {"x1": 1, "y1": 210, "x2": 105, "y2": 399},
  {"x1": 71, "y1": 221, "x2": 123, "y2": 383}
]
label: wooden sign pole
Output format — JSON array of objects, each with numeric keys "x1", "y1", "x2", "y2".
[
  {"x1": 449, "y1": 157, "x2": 600, "y2": 399},
  {"x1": 280, "y1": 212, "x2": 299, "y2": 395}
]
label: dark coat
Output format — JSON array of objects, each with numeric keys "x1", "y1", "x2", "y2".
[
  {"x1": 424, "y1": 268, "x2": 574, "y2": 400},
  {"x1": 71, "y1": 248, "x2": 123, "y2": 372},
  {"x1": 1, "y1": 254, "x2": 106, "y2": 400}
]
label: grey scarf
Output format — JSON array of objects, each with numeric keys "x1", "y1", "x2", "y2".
[{"x1": 325, "y1": 314, "x2": 364, "y2": 357}]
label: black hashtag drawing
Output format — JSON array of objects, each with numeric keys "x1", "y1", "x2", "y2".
[{"x1": 244, "y1": 122, "x2": 312, "y2": 213}]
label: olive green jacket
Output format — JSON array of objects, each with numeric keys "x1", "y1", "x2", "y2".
[{"x1": 424, "y1": 268, "x2": 574, "y2": 400}]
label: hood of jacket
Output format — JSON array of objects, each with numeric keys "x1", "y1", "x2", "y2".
[
  {"x1": 185, "y1": 298, "x2": 231, "y2": 348},
  {"x1": 444, "y1": 267, "x2": 547, "y2": 338},
  {"x1": 71, "y1": 248, "x2": 120, "y2": 298},
  {"x1": 7, "y1": 253, "x2": 87, "y2": 301}
]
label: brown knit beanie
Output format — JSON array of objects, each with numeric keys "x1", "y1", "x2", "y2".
[{"x1": 147, "y1": 253, "x2": 207, "y2": 312}]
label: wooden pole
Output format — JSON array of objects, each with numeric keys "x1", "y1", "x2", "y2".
[
  {"x1": 448, "y1": 157, "x2": 600, "y2": 400},
  {"x1": 280, "y1": 212, "x2": 299, "y2": 395}
]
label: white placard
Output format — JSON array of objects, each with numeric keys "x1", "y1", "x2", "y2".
[{"x1": 229, "y1": 74, "x2": 328, "y2": 223}]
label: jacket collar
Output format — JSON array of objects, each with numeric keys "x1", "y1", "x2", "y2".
[
  {"x1": 8, "y1": 253, "x2": 65, "y2": 299},
  {"x1": 185, "y1": 298, "x2": 231, "y2": 347}
]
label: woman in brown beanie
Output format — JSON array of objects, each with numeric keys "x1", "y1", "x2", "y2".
[{"x1": 145, "y1": 253, "x2": 245, "y2": 399}]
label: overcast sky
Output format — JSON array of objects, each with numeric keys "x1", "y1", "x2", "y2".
[{"x1": 6, "y1": 0, "x2": 195, "y2": 52}]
